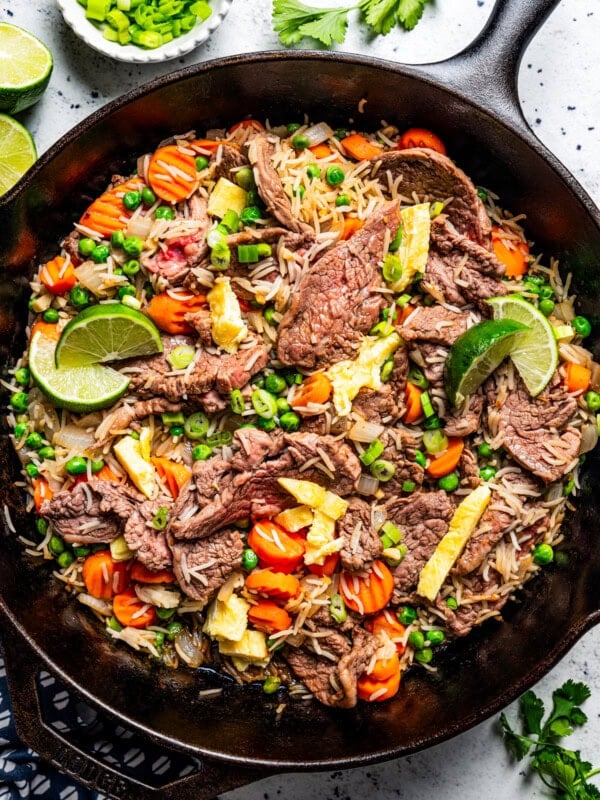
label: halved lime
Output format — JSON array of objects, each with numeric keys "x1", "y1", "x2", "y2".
[
  {"x1": 55, "y1": 304, "x2": 163, "y2": 368},
  {"x1": 30, "y1": 329, "x2": 130, "y2": 412},
  {"x1": 0, "y1": 114, "x2": 37, "y2": 196},
  {"x1": 487, "y1": 295, "x2": 558, "y2": 396},
  {"x1": 444, "y1": 318, "x2": 529, "y2": 407},
  {"x1": 0, "y1": 22, "x2": 53, "y2": 115}
]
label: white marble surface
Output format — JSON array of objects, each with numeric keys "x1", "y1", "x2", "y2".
[{"x1": 3, "y1": 0, "x2": 600, "y2": 797}]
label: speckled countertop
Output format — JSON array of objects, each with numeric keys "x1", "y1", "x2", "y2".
[{"x1": 3, "y1": 0, "x2": 600, "y2": 798}]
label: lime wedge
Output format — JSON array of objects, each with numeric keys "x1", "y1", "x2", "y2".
[
  {"x1": 55, "y1": 304, "x2": 163, "y2": 368},
  {"x1": 30, "y1": 329, "x2": 130, "y2": 412},
  {"x1": 444, "y1": 318, "x2": 529, "y2": 407},
  {"x1": 0, "y1": 22, "x2": 53, "y2": 115},
  {"x1": 487, "y1": 295, "x2": 558, "y2": 396},
  {"x1": 0, "y1": 113, "x2": 37, "y2": 196}
]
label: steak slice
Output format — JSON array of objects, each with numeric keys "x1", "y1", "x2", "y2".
[
  {"x1": 124, "y1": 497, "x2": 173, "y2": 571},
  {"x1": 169, "y1": 528, "x2": 244, "y2": 603},
  {"x1": 423, "y1": 216, "x2": 507, "y2": 310},
  {"x1": 40, "y1": 480, "x2": 142, "y2": 544},
  {"x1": 277, "y1": 200, "x2": 401, "y2": 369},
  {"x1": 284, "y1": 625, "x2": 378, "y2": 708},
  {"x1": 370, "y1": 147, "x2": 491, "y2": 245},
  {"x1": 444, "y1": 394, "x2": 484, "y2": 438},
  {"x1": 400, "y1": 305, "x2": 471, "y2": 347},
  {"x1": 247, "y1": 135, "x2": 313, "y2": 236},
  {"x1": 384, "y1": 490, "x2": 454, "y2": 602},
  {"x1": 338, "y1": 497, "x2": 382, "y2": 571},
  {"x1": 379, "y1": 429, "x2": 425, "y2": 499},
  {"x1": 490, "y1": 374, "x2": 580, "y2": 483},
  {"x1": 211, "y1": 143, "x2": 248, "y2": 182},
  {"x1": 352, "y1": 346, "x2": 409, "y2": 424},
  {"x1": 95, "y1": 398, "x2": 183, "y2": 444}
]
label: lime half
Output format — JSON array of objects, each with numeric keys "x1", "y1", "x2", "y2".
[
  {"x1": 0, "y1": 114, "x2": 37, "y2": 196},
  {"x1": 444, "y1": 318, "x2": 529, "y2": 407},
  {"x1": 487, "y1": 295, "x2": 558, "y2": 396},
  {"x1": 30, "y1": 329, "x2": 130, "y2": 412},
  {"x1": 55, "y1": 304, "x2": 163, "y2": 368},
  {"x1": 0, "y1": 22, "x2": 53, "y2": 115}
]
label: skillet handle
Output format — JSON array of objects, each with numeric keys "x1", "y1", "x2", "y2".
[
  {"x1": 416, "y1": 0, "x2": 562, "y2": 132},
  {"x1": 0, "y1": 612, "x2": 267, "y2": 800}
]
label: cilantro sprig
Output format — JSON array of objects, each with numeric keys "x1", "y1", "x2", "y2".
[
  {"x1": 272, "y1": 0, "x2": 432, "y2": 48},
  {"x1": 501, "y1": 680, "x2": 600, "y2": 799}
]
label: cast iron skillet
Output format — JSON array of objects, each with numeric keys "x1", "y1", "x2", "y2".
[{"x1": 1, "y1": 0, "x2": 600, "y2": 797}]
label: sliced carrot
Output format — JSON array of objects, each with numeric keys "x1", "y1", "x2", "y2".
[
  {"x1": 403, "y1": 383, "x2": 423, "y2": 424},
  {"x1": 245, "y1": 568, "x2": 301, "y2": 600},
  {"x1": 357, "y1": 652, "x2": 401, "y2": 702},
  {"x1": 396, "y1": 304, "x2": 416, "y2": 325},
  {"x1": 491, "y1": 227, "x2": 529, "y2": 278},
  {"x1": 82, "y1": 551, "x2": 129, "y2": 600},
  {"x1": 94, "y1": 465, "x2": 122, "y2": 482},
  {"x1": 228, "y1": 119, "x2": 265, "y2": 135},
  {"x1": 365, "y1": 610, "x2": 406, "y2": 654},
  {"x1": 307, "y1": 551, "x2": 340, "y2": 577},
  {"x1": 190, "y1": 138, "x2": 233, "y2": 153},
  {"x1": 130, "y1": 562, "x2": 176, "y2": 584},
  {"x1": 340, "y1": 133, "x2": 383, "y2": 161},
  {"x1": 30, "y1": 320, "x2": 61, "y2": 341},
  {"x1": 148, "y1": 145, "x2": 197, "y2": 204},
  {"x1": 290, "y1": 373, "x2": 332, "y2": 410},
  {"x1": 565, "y1": 361, "x2": 591, "y2": 393},
  {"x1": 248, "y1": 599, "x2": 292, "y2": 634},
  {"x1": 340, "y1": 560, "x2": 394, "y2": 615},
  {"x1": 150, "y1": 457, "x2": 192, "y2": 499},
  {"x1": 341, "y1": 216, "x2": 364, "y2": 240},
  {"x1": 79, "y1": 177, "x2": 144, "y2": 236},
  {"x1": 33, "y1": 477, "x2": 53, "y2": 512},
  {"x1": 247, "y1": 520, "x2": 305, "y2": 573},
  {"x1": 146, "y1": 291, "x2": 207, "y2": 335},
  {"x1": 39, "y1": 256, "x2": 77, "y2": 296},
  {"x1": 398, "y1": 127, "x2": 446, "y2": 155},
  {"x1": 113, "y1": 587, "x2": 157, "y2": 628},
  {"x1": 426, "y1": 437, "x2": 465, "y2": 479},
  {"x1": 309, "y1": 143, "x2": 333, "y2": 159}
]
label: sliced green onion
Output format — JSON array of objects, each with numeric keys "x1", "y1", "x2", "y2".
[
  {"x1": 370, "y1": 459, "x2": 396, "y2": 482},
  {"x1": 221, "y1": 209, "x2": 239, "y2": 234},
  {"x1": 408, "y1": 365, "x2": 428, "y2": 389},
  {"x1": 420, "y1": 391, "x2": 435, "y2": 418},
  {"x1": 251, "y1": 388, "x2": 278, "y2": 419},
  {"x1": 237, "y1": 244, "x2": 260, "y2": 264},
  {"x1": 382, "y1": 253, "x2": 402, "y2": 283},
  {"x1": 205, "y1": 431, "x2": 233, "y2": 447},
  {"x1": 207, "y1": 228, "x2": 227, "y2": 249},
  {"x1": 389, "y1": 225, "x2": 403, "y2": 252},
  {"x1": 423, "y1": 429, "x2": 448, "y2": 455},
  {"x1": 167, "y1": 344, "x2": 195, "y2": 370},
  {"x1": 329, "y1": 593, "x2": 347, "y2": 623},
  {"x1": 192, "y1": 444, "x2": 212, "y2": 461},
  {"x1": 230, "y1": 389, "x2": 245, "y2": 415},
  {"x1": 396, "y1": 293, "x2": 412, "y2": 307},
  {"x1": 429, "y1": 201, "x2": 444, "y2": 218},
  {"x1": 359, "y1": 438, "x2": 384, "y2": 466},
  {"x1": 210, "y1": 242, "x2": 231, "y2": 271},
  {"x1": 380, "y1": 357, "x2": 394, "y2": 382},
  {"x1": 380, "y1": 521, "x2": 403, "y2": 547},
  {"x1": 161, "y1": 411, "x2": 185, "y2": 426},
  {"x1": 184, "y1": 412, "x2": 209, "y2": 440},
  {"x1": 402, "y1": 480, "x2": 416, "y2": 493}
]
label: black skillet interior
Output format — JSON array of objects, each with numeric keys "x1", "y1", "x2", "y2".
[{"x1": 2, "y1": 0, "x2": 600, "y2": 787}]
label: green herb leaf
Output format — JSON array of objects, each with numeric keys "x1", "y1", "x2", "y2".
[
  {"x1": 272, "y1": 0, "x2": 353, "y2": 46},
  {"x1": 538, "y1": 759, "x2": 577, "y2": 794},
  {"x1": 396, "y1": 0, "x2": 430, "y2": 30},
  {"x1": 500, "y1": 713, "x2": 532, "y2": 761},
  {"x1": 360, "y1": 0, "x2": 398, "y2": 34},
  {"x1": 520, "y1": 690, "x2": 545, "y2": 736}
]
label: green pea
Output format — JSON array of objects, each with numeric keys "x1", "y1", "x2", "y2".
[
  {"x1": 414, "y1": 449, "x2": 427, "y2": 468},
  {"x1": 335, "y1": 194, "x2": 351, "y2": 207},
  {"x1": 25, "y1": 463, "x2": 40, "y2": 478},
  {"x1": 425, "y1": 629, "x2": 446, "y2": 646},
  {"x1": 156, "y1": 607, "x2": 176, "y2": 621},
  {"x1": 195, "y1": 155, "x2": 209, "y2": 171},
  {"x1": 240, "y1": 206, "x2": 263, "y2": 226},
  {"x1": 279, "y1": 411, "x2": 301, "y2": 432},
  {"x1": 14, "y1": 422, "x2": 28, "y2": 438},
  {"x1": 325, "y1": 165, "x2": 345, "y2": 186},
  {"x1": 91, "y1": 244, "x2": 110, "y2": 263},
  {"x1": 306, "y1": 164, "x2": 321, "y2": 180},
  {"x1": 286, "y1": 122, "x2": 301, "y2": 134},
  {"x1": 10, "y1": 392, "x2": 29, "y2": 412},
  {"x1": 69, "y1": 285, "x2": 90, "y2": 309},
  {"x1": 169, "y1": 425, "x2": 184, "y2": 437},
  {"x1": 532, "y1": 543, "x2": 554, "y2": 565},
  {"x1": 73, "y1": 545, "x2": 91, "y2": 558},
  {"x1": 479, "y1": 465, "x2": 497, "y2": 481},
  {"x1": 123, "y1": 236, "x2": 143, "y2": 257},
  {"x1": 111, "y1": 230, "x2": 125, "y2": 248},
  {"x1": 91, "y1": 459, "x2": 105, "y2": 473},
  {"x1": 408, "y1": 630, "x2": 425, "y2": 650},
  {"x1": 155, "y1": 206, "x2": 175, "y2": 220},
  {"x1": 167, "y1": 621, "x2": 183, "y2": 640},
  {"x1": 415, "y1": 647, "x2": 433, "y2": 664},
  {"x1": 445, "y1": 597, "x2": 458, "y2": 610},
  {"x1": 235, "y1": 166, "x2": 255, "y2": 190},
  {"x1": 294, "y1": 185, "x2": 305, "y2": 199},
  {"x1": 291, "y1": 134, "x2": 310, "y2": 150},
  {"x1": 117, "y1": 285, "x2": 136, "y2": 300},
  {"x1": 246, "y1": 189, "x2": 262, "y2": 207},
  {"x1": 57, "y1": 550, "x2": 75, "y2": 569},
  {"x1": 573, "y1": 315, "x2": 592, "y2": 338},
  {"x1": 123, "y1": 259, "x2": 140, "y2": 276},
  {"x1": 476, "y1": 187, "x2": 488, "y2": 202},
  {"x1": 423, "y1": 415, "x2": 442, "y2": 430},
  {"x1": 438, "y1": 471, "x2": 459, "y2": 492},
  {"x1": 264, "y1": 306, "x2": 278, "y2": 326},
  {"x1": 66, "y1": 456, "x2": 87, "y2": 475},
  {"x1": 585, "y1": 391, "x2": 600, "y2": 412},
  {"x1": 192, "y1": 444, "x2": 212, "y2": 461},
  {"x1": 276, "y1": 397, "x2": 291, "y2": 415},
  {"x1": 242, "y1": 547, "x2": 259, "y2": 571},
  {"x1": 257, "y1": 416, "x2": 277, "y2": 432},
  {"x1": 14, "y1": 367, "x2": 30, "y2": 387},
  {"x1": 398, "y1": 606, "x2": 417, "y2": 625},
  {"x1": 264, "y1": 374, "x2": 287, "y2": 395},
  {"x1": 36, "y1": 517, "x2": 48, "y2": 536},
  {"x1": 38, "y1": 446, "x2": 55, "y2": 460},
  {"x1": 539, "y1": 298, "x2": 555, "y2": 316},
  {"x1": 123, "y1": 190, "x2": 141, "y2": 211},
  {"x1": 43, "y1": 308, "x2": 59, "y2": 323},
  {"x1": 78, "y1": 237, "x2": 96, "y2": 257},
  {"x1": 154, "y1": 631, "x2": 166, "y2": 651},
  {"x1": 263, "y1": 676, "x2": 281, "y2": 695},
  {"x1": 141, "y1": 186, "x2": 156, "y2": 206},
  {"x1": 48, "y1": 535, "x2": 65, "y2": 556}
]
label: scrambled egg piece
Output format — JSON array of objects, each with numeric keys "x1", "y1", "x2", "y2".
[
  {"x1": 203, "y1": 593, "x2": 250, "y2": 642},
  {"x1": 277, "y1": 477, "x2": 327, "y2": 508},
  {"x1": 207, "y1": 276, "x2": 248, "y2": 354},
  {"x1": 275, "y1": 505, "x2": 314, "y2": 532},
  {"x1": 219, "y1": 630, "x2": 269, "y2": 671},
  {"x1": 417, "y1": 485, "x2": 491, "y2": 602},
  {"x1": 113, "y1": 428, "x2": 156, "y2": 499},
  {"x1": 388, "y1": 203, "x2": 431, "y2": 292},
  {"x1": 305, "y1": 509, "x2": 344, "y2": 566},
  {"x1": 326, "y1": 332, "x2": 401, "y2": 417},
  {"x1": 207, "y1": 177, "x2": 247, "y2": 218}
]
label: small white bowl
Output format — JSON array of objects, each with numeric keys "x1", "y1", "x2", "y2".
[{"x1": 56, "y1": 0, "x2": 232, "y2": 63}]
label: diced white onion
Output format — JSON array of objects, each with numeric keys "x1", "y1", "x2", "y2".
[
  {"x1": 302, "y1": 122, "x2": 334, "y2": 148},
  {"x1": 356, "y1": 475, "x2": 379, "y2": 496},
  {"x1": 174, "y1": 628, "x2": 205, "y2": 668},
  {"x1": 580, "y1": 421, "x2": 598, "y2": 454},
  {"x1": 126, "y1": 215, "x2": 153, "y2": 240},
  {"x1": 348, "y1": 419, "x2": 385, "y2": 443},
  {"x1": 77, "y1": 593, "x2": 113, "y2": 616},
  {"x1": 371, "y1": 506, "x2": 386, "y2": 531},
  {"x1": 134, "y1": 584, "x2": 181, "y2": 609},
  {"x1": 52, "y1": 424, "x2": 96, "y2": 454}
]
